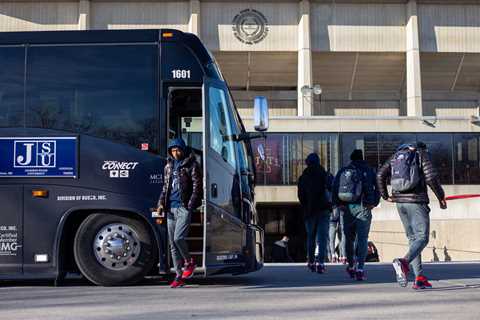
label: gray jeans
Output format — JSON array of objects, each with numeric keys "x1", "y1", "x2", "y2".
[
  {"x1": 396, "y1": 203, "x2": 430, "y2": 277},
  {"x1": 328, "y1": 219, "x2": 346, "y2": 259},
  {"x1": 342, "y1": 204, "x2": 372, "y2": 270},
  {"x1": 167, "y1": 206, "x2": 192, "y2": 276}
]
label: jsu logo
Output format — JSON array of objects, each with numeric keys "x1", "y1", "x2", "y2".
[{"x1": 14, "y1": 140, "x2": 56, "y2": 168}]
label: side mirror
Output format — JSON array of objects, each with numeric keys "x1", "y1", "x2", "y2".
[{"x1": 254, "y1": 96, "x2": 269, "y2": 132}]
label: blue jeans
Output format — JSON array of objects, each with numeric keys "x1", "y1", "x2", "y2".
[
  {"x1": 304, "y1": 211, "x2": 330, "y2": 264},
  {"x1": 341, "y1": 204, "x2": 372, "y2": 270},
  {"x1": 396, "y1": 203, "x2": 430, "y2": 277}
]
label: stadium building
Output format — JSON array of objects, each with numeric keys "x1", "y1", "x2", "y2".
[{"x1": 1, "y1": 0, "x2": 480, "y2": 262}]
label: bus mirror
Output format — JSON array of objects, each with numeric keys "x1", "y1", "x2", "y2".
[
  {"x1": 257, "y1": 143, "x2": 265, "y2": 161},
  {"x1": 254, "y1": 96, "x2": 269, "y2": 132}
]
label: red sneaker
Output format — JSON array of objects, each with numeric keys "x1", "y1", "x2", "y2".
[
  {"x1": 170, "y1": 276, "x2": 185, "y2": 288},
  {"x1": 355, "y1": 270, "x2": 366, "y2": 281},
  {"x1": 315, "y1": 263, "x2": 326, "y2": 274},
  {"x1": 392, "y1": 258, "x2": 410, "y2": 287},
  {"x1": 412, "y1": 276, "x2": 433, "y2": 290},
  {"x1": 181, "y1": 258, "x2": 196, "y2": 279}
]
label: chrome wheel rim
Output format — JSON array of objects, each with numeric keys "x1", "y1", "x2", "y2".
[{"x1": 93, "y1": 223, "x2": 141, "y2": 271}]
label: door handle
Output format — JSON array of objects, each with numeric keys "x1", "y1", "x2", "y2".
[{"x1": 211, "y1": 183, "x2": 218, "y2": 198}]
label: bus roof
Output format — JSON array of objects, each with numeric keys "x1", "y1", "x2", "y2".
[{"x1": 0, "y1": 29, "x2": 216, "y2": 79}]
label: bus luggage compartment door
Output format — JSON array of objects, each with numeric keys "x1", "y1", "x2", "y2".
[
  {"x1": 202, "y1": 78, "x2": 245, "y2": 275},
  {"x1": 0, "y1": 186, "x2": 23, "y2": 275}
]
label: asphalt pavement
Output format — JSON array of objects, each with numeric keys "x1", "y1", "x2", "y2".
[{"x1": 1, "y1": 262, "x2": 480, "y2": 320}]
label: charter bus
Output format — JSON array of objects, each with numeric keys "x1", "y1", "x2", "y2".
[{"x1": 0, "y1": 29, "x2": 267, "y2": 286}]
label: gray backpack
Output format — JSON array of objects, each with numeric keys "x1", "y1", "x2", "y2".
[
  {"x1": 390, "y1": 148, "x2": 420, "y2": 192},
  {"x1": 337, "y1": 166, "x2": 363, "y2": 203}
]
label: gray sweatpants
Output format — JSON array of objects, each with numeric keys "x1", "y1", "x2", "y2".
[
  {"x1": 167, "y1": 206, "x2": 192, "y2": 276},
  {"x1": 396, "y1": 203, "x2": 430, "y2": 277}
]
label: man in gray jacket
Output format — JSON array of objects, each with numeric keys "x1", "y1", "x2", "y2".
[{"x1": 377, "y1": 142, "x2": 447, "y2": 290}]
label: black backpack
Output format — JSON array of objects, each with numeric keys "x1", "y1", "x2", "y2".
[{"x1": 390, "y1": 147, "x2": 420, "y2": 192}]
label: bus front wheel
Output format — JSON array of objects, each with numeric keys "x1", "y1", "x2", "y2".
[{"x1": 73, "y1": 213, "x2": 157, "y2": 286}]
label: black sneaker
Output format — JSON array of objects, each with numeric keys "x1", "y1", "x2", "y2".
[
  {"x1": 307, "y1": 262, "x2": 315, "y2": 272},
  {"x1": 346, "y1": 266, "x2": 356, "y2": 279}
]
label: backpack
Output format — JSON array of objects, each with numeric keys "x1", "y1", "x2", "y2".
[
  {"x1": 337, "y1": 165, "x2": 363, "y2": 203},
  {"x1": 390, "y1": 148, "x2": 420, "y2": 192}
]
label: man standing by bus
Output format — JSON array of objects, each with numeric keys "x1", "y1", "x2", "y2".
[
  {"x1": 158, "y1": 138, "x2": 202, "y2": 288},
  {"x1": 377, "y1": 142, "x2": 447, "y2": 290}
]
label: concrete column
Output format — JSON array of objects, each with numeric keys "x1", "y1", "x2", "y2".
[
  {"x1": 406, "y1": 0, "x2": 423, "y2": 117},
  {"x1": 188, "y1": 0, "x2": 200, "y2": 36},
  {"x1": 78, "y1": 0, "x2": 90, "y2": 30},
  {"x1": 297, "y1": 0, "x2": 313, "y2": 117}
]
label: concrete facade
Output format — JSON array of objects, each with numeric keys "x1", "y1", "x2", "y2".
[{"x1": 1, "y1": 0, "x2": 480, "y2": 262}]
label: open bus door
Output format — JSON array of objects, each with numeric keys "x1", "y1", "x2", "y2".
[{"x1": 201, "y1": 78, "x2": 245, "y2": 276}]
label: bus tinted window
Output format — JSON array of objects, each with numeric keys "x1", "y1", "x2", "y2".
[
  {"x1": 0, "y1": 47, "x2": 25, "y2": 128},
  {"x1": 25, "y1": 44, "x2": 158, "y2": 150},
  {"x1": 209, "y1": 86, "x2": 236, "y2": 167}
]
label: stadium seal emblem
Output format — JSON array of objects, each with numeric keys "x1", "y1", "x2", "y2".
[{"x1": 232, "y1": 9, "x2": 269, "y2": 45}]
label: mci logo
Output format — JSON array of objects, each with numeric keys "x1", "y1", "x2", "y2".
[{"x1": 13, "y1": 140, "x2": 56, "y2": 168}]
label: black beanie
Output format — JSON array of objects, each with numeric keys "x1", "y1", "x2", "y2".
[{"x1": 350, "y1": 149, "x2": 364, "y2": 161}]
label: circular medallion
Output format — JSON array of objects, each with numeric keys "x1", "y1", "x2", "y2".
[{"x1": 232, "y1": 9, "x2": 269, "y2": 45}]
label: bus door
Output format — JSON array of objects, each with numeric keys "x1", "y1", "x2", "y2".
[
  {"x1": 202, "y1": 78, "x2": 244, "y2": 275},
  {"x1": 0, "y1": 185, "x2": 23, "y2": 274}
]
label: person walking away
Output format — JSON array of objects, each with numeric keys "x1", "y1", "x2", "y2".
[
  {"x1": 297, "y1": 153, "x2": 331, "y2": 274},
  {"x1": 333, "y1": 149, "x2": 379, "y2": 281},
  {"x1": 328, "y1": 207, "x2": 346, "y2": 263},
  {"x1": 158, "y1": 138, "x2": 202, "y2": 288},
  {"x1": 271, "y1": 236, "x2": 293, "y2": 262},
  {"x1": 377, "y1": 142, "x2": 447, "y2": 290}
]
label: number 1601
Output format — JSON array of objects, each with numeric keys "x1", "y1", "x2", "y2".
[{"x1": 171, "y1": 70, "x2": 191, "y2": 79}]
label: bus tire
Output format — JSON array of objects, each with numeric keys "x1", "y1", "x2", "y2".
[{"x1": 73, "y1": 213, "x2": 157, "y2": 286}]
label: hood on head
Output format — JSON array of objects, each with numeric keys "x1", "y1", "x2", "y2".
[
  {"x1": 305, "y1": 153, "x2": 320, "y2": 167},
  {"x1": 168, "y1": 138, "x2": 187, "y2": 157}
]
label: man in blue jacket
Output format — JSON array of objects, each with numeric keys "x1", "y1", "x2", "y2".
[{"x1": 333, "y1": 149, "x2": 379, "y2": 281}]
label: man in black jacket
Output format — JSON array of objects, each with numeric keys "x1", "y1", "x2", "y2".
[
  {"x1": 297, "y1": 153, "x2": 331, "y2": 273},
  {"x1": 377, "y1": 142, "x2": 447, "y2": 290},
  {"x1": 158, "y1": 138, "x2": 202, "y2": 288},
  {"x1": 333, "y1": 149, "x2": 379, "y2": 281}
]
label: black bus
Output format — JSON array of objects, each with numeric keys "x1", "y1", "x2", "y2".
[{"x1": 0, "y1": 29, "x2": 267, "y2": 286}]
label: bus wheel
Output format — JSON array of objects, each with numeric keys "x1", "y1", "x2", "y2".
[{"x1": 73, "y1": 213, "x2": 157, "y2": 286}]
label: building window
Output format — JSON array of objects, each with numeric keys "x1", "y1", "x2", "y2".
[
  {"x1": 378, "y1": 133, "x2": 416, "y2": 167},
  {"x1": 454, "y1": 134, "x2": 480, "y2": 184},
  {"x1": 253, "y1": 133, "x2": 339, "y2": 185},
  {"x1": 340, "y1": 133, "x2": 378, "y2": 168},
  {"x1": 417, "y1": 133, "x2": 453, "y2": 184}
]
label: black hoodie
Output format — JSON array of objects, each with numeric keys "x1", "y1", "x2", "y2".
[{"x1": 297, "y1": 164, "x2": 331, "y2": 217}]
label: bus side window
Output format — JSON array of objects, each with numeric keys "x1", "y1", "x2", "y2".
[
  {"x1": 208, "y1": 87, "x2": 236, "y2": 168},
  {"x1": 0, "y1": 47, "x2": 24, "y2": 128},
  {"x1": 24, "y1": 44, "x2": 159, "y2": 152}
]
